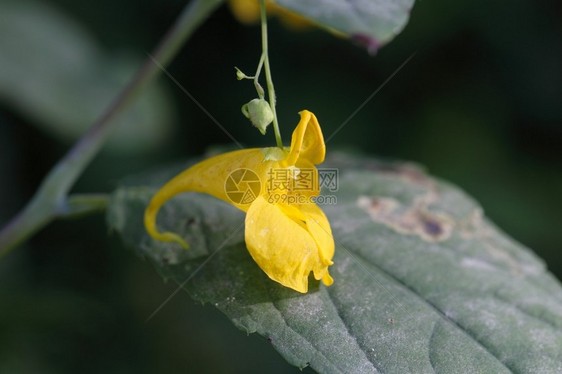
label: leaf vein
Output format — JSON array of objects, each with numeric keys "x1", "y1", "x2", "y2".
[
  {"x1": 350, "y1": 250, "x2": 515, "y2": 373},
  {"x1": 270, "y1": 300, "x2": 346, "y2": 374},
  {"x1": 326, "y1": 287, "x2": 382, "y2": 373}
]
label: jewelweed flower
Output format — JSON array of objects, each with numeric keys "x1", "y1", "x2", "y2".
[{"x1": 144, "y1": 110, "x2": 334, "y2": 293}]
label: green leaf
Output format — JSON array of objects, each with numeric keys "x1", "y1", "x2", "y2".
[
  {"x1": 274, "y1": 0, "x2": 416, "y2": 53},
  {"x1": 0, "y1": 0, "x2": 176, "y2": 153},
  {"x1": 108, "y1": 152, "x2": 562, "y2": 373}
]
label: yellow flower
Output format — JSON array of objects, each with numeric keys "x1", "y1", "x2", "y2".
[
  {"x1": 228, "y1": 0, "x2": 312, "y2": 30},
  {"x1": 144, "y1": 110, "x2": 334, "y2": 293}
]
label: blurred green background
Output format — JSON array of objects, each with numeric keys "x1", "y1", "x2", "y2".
[{"x1": 1, "y1": 0, "x2": 561, "y2": 372}]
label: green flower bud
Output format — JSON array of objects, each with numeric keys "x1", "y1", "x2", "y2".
[
  {"x1": 242, "y1": 99, "x2": 274, "y2": 135},
  {"x1": 235, "y1": 67, "x2": 250, "y2": 81}
]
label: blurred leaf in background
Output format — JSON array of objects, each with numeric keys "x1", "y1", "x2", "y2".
[
  {"x1": 0, "y1": 0, "x2": 176, "y2": 154},
  {"x1": 230, "y1": 0, "x2": 416, "y2": 53}
]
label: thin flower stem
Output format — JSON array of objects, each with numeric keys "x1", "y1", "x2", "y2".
[
  {"x1": 64, "y1": 194, "x2": 110, "y2": 219},
  {"x1": 254, "y1": 53, "x2": 265, "y2": 99},
  {"x1": 260, "y1": 0, "x2": 283, "y2": 148},
  {"x1": 0, "y1": 0, "x2": 223, "y2": 257}
]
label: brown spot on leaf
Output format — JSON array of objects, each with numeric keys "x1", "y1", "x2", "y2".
[
  {"x1": 421, "y1": 216, "x2": 443, "y2": 236},
  {"x1": 185, "y1": 217, "x2": 196, "y2": 227},
  {"x1": 415, "y1": 210, "x2": 452, "y2": 242},
  {"x1": 366, "y1": 162, "x2": 429, "y2": 182},
  {"x1": 458, "y1": 208, "x2": 491, "y2": 239},
  {"x1": 357, "y1": 194, "x2": 454, "y2": 242}
]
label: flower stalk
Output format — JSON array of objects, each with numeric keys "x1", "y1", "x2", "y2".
[{"x1": 259, "y1": 0, "x2": 283, "y2": 148}]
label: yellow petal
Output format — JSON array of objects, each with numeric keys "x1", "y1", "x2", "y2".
[
  {"x1": 245, "y1": 196, "x2": 333, "y2": 293},
  {"x1": 228, "y1": 0, "x2": 312, "y2": 30},
  {"x1": 299, "y1": 203, "x2": 335, "y2": 283},
  {"x1": 279, "y1": 202, "x2": 334, "y2": 285},
  {"x1": 227, "y1": 0, "x2": 260, "y2": 24},
  {"x1": 285, "y1": 110, "x2": 326, "y2": 166},
  {"x1": 144, "y1": 148, "x2": 268, "y2": 247}
]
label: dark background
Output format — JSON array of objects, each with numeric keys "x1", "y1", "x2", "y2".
[{"x1": 1, "y1": 0, "x2": 561, "y2": 372}]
